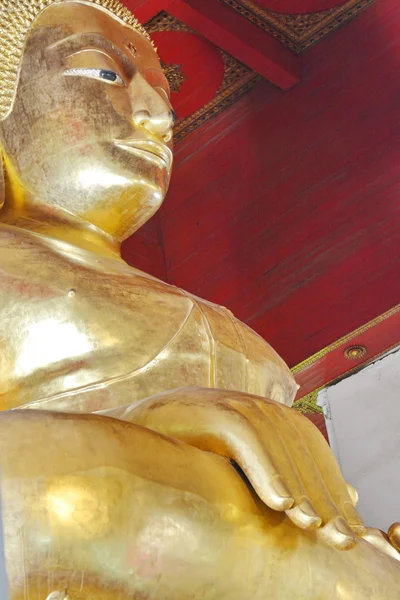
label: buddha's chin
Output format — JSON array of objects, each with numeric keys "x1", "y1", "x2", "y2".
[
  {"x1": 17, "y1": 163, "x2": 168, "y2": 229},
  {"x1": 14, "y1": 140, "x2": 171, "y2": 207},
  {"x1": 118, "y1": 188, "x2": 166, "y2": 240},
  {"x1": 87, "y1": 182, "x2": 167, "y2": 240}
]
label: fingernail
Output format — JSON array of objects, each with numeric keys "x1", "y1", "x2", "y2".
[
  {"x1": 320, "y1": 517, "x2": 358, "y2": 550},
  {"x1": 297, "y1": 498, "x2": 322, "y2": 528},
  {"x1": 298, "y1": 498, "x2": 320, "y2": 519},
  {"x1": 346, "y1": 482, "x2": 359, "y2": 506},
  {"x1": 335, "y1": 516, "x2": 357, "y2": 538},
  {"x1": 269, "y1": 476, "x2": 294, "y2": 510},
  {"x1": 286, "y1": 500, "x2": 322, "y2": 530},
  {"x1": 343, "y1": 501, "x2": 366, "y2": 535}
]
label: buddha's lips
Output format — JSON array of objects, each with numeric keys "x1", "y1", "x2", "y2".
[{"x1": 114, "y1": 139, "x2": 173, "y2": 172}]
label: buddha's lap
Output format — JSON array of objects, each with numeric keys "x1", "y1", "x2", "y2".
[{"x1": 0, "y1": 410, "x2": 399, "y2": 599}]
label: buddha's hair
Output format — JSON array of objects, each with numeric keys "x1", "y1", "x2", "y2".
[{"x1": 0, "y1": 0, "x2": 154, "y2": 120}]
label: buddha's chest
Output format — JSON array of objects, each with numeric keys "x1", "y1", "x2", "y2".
[{"x1": 0, "y1": 227, "x2": 213, "y2": 407}]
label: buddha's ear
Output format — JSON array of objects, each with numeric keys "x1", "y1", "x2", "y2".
[{"x1": 0, "y1": 151, "x2": 4, "y2": 210}]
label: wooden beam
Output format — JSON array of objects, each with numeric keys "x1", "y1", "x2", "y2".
[{"x1": 166, "y1": 0, "x2": 301, "y2": 90}]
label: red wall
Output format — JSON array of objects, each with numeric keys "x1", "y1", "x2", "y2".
[
  {"x1": 121, "y1": 215, "x2": 166, "y2": 280},
  {"x1": 158, "y1": 0, "x2": 400, "y2": 366}
]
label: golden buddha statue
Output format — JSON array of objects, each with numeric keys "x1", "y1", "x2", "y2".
[{"x1": 0, "y1": 1, "x2": 399, "y2": 598}]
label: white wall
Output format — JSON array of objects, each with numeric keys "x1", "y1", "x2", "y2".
[{"x1": 318, "y1": 348, "x2": 400, "y2": 531}]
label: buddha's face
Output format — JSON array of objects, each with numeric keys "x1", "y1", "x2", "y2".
[{"x1": 0, "y1": 3, "x2": 174, "y2": 240}]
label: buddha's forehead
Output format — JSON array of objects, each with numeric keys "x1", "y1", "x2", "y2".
[{"x1": 28, "y1": 2, "x2": 161, "y2": 73}]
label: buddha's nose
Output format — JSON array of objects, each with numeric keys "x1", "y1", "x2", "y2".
[
  {"x1": 129, "y1": 73, "x2": 175, "y2": 142},
  {"x1": 132, "y1": 108, "x2": 174, "y2": 143}
]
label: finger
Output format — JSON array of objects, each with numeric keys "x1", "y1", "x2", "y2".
[
  {"x1": 205, "y1": 400, "x2": 295, "y2": 512},
  {"x1": 256, "y1": 400, "x2": 341, "y2": 531},
  {"x1": 264, "y1": 398, "x2": 354, "y2": 545},
  {"x1": 388, "y1": 523, "x2": 400, "y2": 553},
  {"x1": 290, "y1": 410, "x2": 365, "y2": 536},
  {"x1": 346, "y1": 482, "x2": 359, "y2": 506},
  {"x1": 112, "y1": 390, "x2": 296, "y2": 512},
  {"x1": 228, "y1": 397, "x2": 320, "y2": 528},
  {"x1": 317, "y1": 516, "x2": 359, "y2": 550},
  {"x1": 263, "y1": 404, "x2": 360, "y2": 550}
]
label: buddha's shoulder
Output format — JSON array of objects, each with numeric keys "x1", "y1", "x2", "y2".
[
  {"x1": 0, "y1": 225, "x2": 46, "y2": 273},
  {"x1": 0, "y1": 224, "x2": 65, "y2": 260},
  {"x1": 0, "y1": 223, "x2": 269, "y2": 344},
  {"x1": 0, "y1": 224, "x2": 72, "y2": 280},
  {"x1": 0, "y1": 223, "x2": 193, "y2": 305},
  {"x1": 0, "y1": 223, "x2": 36, "y2": 247}
]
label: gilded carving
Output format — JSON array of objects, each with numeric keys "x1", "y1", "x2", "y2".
[{"x1": 161, "y1": 60, "x2": 186, "y2": 92}]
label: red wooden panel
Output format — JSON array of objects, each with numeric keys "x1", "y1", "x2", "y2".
[
  {"x1": 254, "y1": 0, "x2": 348, "y2": 13},
  {"x1": 151, "y1": 30, "x2": 225, "y2": 119},
  {"x1": 160, "y1": 0, "x2": 400, "y2": 367}
]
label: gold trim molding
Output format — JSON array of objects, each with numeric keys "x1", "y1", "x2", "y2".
[
  {"x1": 292, "y1": 305, "x2": 400, "y2": 413},
  {"x1": 218, "y1": 0, "x2": 376, "y2": 53},
  {"x1": 293, "y1": 304, "x2": 400, "y2": 374},
  {"x1": 293, "y1": 342, "x2": 400, "y2": 413},
  {"x1": 293, "y1": 391, "x2": 321, "y2": 414}
]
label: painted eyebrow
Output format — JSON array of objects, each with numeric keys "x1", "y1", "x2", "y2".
[{"x1": 48, "y1": 33, "x2": 136, "y2": 78}]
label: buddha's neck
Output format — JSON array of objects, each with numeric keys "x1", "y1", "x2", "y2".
[{"x1": 1, "y1": 202, "x2": 122, "y2": 260}]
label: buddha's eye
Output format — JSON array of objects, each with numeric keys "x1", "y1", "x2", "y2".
[{"x1": 64, "y1": 68, "x2": 126, "y2": 87}]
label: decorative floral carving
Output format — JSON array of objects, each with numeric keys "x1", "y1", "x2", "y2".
[
  {"x1": 293, "y1": 391, "x2": 322, "y2": 414},
  {"x1": 161, "y1": 61, "x2": 186, "y2": 93},
  {"x1": 344, "y1": 345, "x2": 367, "y2": 360},
  {"x1": 146, "y1": 11, "x2": 188, "y2": 33}
]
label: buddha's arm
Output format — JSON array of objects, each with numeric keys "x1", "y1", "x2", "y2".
[
  {"x1": 1, "y1": 409, "x2": 400, "y2": 600},
  {"x1": 191, "y1": 294, "x2": 299, "y2": 404}
]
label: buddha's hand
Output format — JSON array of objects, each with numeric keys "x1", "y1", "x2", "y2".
[{"x1": 102, "y1": 387, "x2": 365, "y2": 550}]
